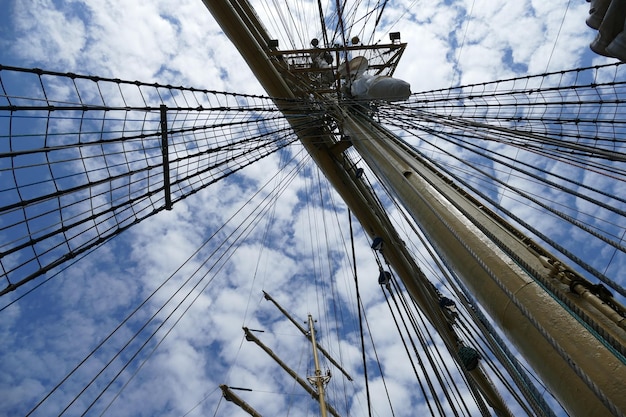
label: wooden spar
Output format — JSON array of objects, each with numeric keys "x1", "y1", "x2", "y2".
[
  {"x1": 202, "y1": 1, "x2": 625, "y2": 415},
  {"x1": 242, "y1": 327, "x2": 343, "y2": 417},
  {"x1": 219, "y1": 385, "x2": 264, "y2": 417},
  {"x1": 263, "y1": 291, "x2": 353, "y2": 381}
]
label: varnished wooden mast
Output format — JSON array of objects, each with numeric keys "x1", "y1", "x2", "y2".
[
  {"x1": 263, "y1": 291, "x2": 353, "y2": 381},
  {"x1": 307, "y1": 315, "x2": 330, "y2": 417},
  {"x1": 243, "y1": 328, "x2": 343, "y2": 417},
  {"x1": 340, "y1": 112, "x2": 626, "y2": 416},
  {"x1": 202, "y1": 1, "x2": 625, "y2": 415}
]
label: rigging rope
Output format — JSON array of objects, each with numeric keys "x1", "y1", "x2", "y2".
[
  {"x1": 348, "y1": 210, "x2": 373, "y2": 417},
  {"x1": 24, "y1": 144, "x2": 312, "y2": 416},
  {"x1": 371, "y1": 62, "x2": 626, "y2": 302},
  {"x1": 0, "y1": 65, "x2": 321, "y2": 295},
  {"x1": 381, "y1": 281, "x2": 441, "y2": 416},
  {"x1": 408, "y1": 177, "x2": 559, "y2": 414},
  {"x1": 361, "y1": 299, "x2": 397, "y2": 417},
  {"x1": 364, "y1": 137, "x2": 625, "y2": 415},
  {"x1": 354, "y1": 151, "x2": 567, "y2": 416},
  {"x1": 369, "y1": 229, "x2": 494, "y2": 415},
  {"x1": 3, "y1": 54, "x2": 626, "y2": 417}
]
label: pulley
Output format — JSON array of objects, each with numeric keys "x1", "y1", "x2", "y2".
[{"x1": 458, "y1": 346, "x2": 481, "y2": 371}]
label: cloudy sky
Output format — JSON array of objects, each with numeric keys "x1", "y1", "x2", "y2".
[{"x1": 0, "y1": 1, "x2": 620, "y2": 417}]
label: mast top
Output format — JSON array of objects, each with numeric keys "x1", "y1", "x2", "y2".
[{"x1": 266, "y1": 37, "x2": 408, "y2": 97}]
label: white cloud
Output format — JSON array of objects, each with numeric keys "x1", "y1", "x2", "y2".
[
  {"x1": 10, "y1": 0, "x2": 87, "y2": 68},
  {"x1": 0, "y1": 1, "x2": 621, "y2": 417}
]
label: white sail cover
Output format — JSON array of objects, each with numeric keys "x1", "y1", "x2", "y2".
[
  {"x1": 351, "y1": 73, "x2": 411, "y2": 101},
  {"x1": 338, "y1": 56, "x2": 369, "y2": 77}
]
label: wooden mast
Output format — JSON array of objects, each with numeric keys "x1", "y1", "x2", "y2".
[
  {"x1": 307, "y1": 315, "x2": 330, "y2": 417},
  {"x1": 243, "y1": 327, "x2": 343, "y2": 417},
  {"x1": 263, "y1": 291, "x2": 353, "y2": 381},
  {"x1": 202, "y1": 1, "x2": 626, "y2": 415},
  {"x1": 340, "y1": 112, "x2": 626, "y2": 416}
]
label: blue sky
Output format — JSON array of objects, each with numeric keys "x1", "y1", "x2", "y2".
[{"x1": 1, "y1": 1, "x2": 623, "y2": 417}]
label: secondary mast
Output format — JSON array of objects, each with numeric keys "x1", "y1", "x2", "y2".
[
  {"x1": 307, "y1": 315, "x2": 331, "y2": 417},
  {"x1": 229, "y1": 296, "x2": 353, "y2": 416},
  {"x1": 240, "y1": 312, "x2": 347, "y2": 417}
]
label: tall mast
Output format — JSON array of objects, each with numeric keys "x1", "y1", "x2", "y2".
[{"x1": 202, "y1": 1, "x2": 625, "y2": 415}]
